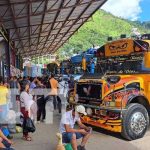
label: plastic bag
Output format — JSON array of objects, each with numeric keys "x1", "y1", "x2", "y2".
[
  {"x1": 65, "y1": 144, "x2": 72, "y2": 150},
  {"x1": 24, "y1": 117, "x2": 36, "y2": 133},
  {"x1": 16, "y1": 126, "x2": 23, "y2": 133},
  {"x1": 1, "y1": 127, "x2": 10, "y2": 136}
]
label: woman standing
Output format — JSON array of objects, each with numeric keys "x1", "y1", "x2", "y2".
[{"x1": 20, "y1": 80, "x2": 36, "y2": 141}]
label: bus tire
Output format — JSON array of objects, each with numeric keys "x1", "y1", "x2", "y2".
[{"x1": 121, "y1": 103, "x2": 149, "y2": 140}]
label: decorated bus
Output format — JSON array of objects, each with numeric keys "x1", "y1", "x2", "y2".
[{"x1": 69, "y1": 35, "x2": 150, "y2": 140}]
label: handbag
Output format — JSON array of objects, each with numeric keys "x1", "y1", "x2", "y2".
[{"x1": 24, "y1": 117, "x2": 36, "y2": 133}]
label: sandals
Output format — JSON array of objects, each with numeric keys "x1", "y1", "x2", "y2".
[{"x1": 22, "y1": 135, "x2": 32, "y2": 141}]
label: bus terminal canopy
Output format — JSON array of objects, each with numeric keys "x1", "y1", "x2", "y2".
[{"x1": 0, "y1": 0, "x2": 107, "y2": 58}]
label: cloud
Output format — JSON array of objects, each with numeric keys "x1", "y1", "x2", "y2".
[{"x1": 102, "y1": 0, "x2": 143, "y2": 21}]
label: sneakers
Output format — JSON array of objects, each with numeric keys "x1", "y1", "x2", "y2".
[
  {"x1": 77, "y1": 145, "x2": 86, "y2": 150},
  {"x1": 37, "y1": 120, "x2": 45, "y2": 124}
]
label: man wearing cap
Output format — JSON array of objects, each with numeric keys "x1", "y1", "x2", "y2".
[{"x1": 59, "y1": 105, "x2": 92, "y2": 150}]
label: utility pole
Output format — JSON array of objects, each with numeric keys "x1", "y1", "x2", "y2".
[
  {"x1": 42, "y1": 55, "x2": 44, "y2": 64},
  {"x1": 38, "y1": 56, "x2": 40, "y2": 64}
]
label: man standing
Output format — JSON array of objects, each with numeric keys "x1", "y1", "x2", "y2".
[
  {"x1": 49, "y1": 74, "x2": 59, "y2": 110},
  {"x1": 30, "y1": 77, "x2": 37, "y2": 90},
  {"x1": 82, "y1": 56, "x2": 86, "y2": 73},
  {"x1": 8, "y1": 76, "x2": 20, "y2": 112},
  {"x1": 59, "y1": 105, "x2": 91, "y2": 150}
]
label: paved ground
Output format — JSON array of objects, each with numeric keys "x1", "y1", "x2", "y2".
[{"x1": 12, "y1": 111, "x2": 150, "y2": 150}]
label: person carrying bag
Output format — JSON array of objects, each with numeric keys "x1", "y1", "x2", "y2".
[{"x1": 20, "y1": 80, "x2": 36, "y2": 141}]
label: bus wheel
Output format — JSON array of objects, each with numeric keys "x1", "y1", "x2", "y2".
[{"x1": 121, "y1": 103, "x2": 149, "y2": 140}]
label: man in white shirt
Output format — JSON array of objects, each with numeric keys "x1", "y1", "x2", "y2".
[{"x1": 59, "y1": 105, "x2": 92, "y2": 150}]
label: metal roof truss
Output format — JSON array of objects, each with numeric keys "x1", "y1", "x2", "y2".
[{"x1": 0, "y1": 0, "x2": 107, "y2": 57}]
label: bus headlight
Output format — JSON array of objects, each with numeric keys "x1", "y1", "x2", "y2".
[{"x1": 86, "y1": 108, "x2": 93, "y2": 115}]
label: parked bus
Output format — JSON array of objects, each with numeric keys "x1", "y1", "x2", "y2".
[{"x1": 69, "y1": 35, "x2": 150, "y2": 140}]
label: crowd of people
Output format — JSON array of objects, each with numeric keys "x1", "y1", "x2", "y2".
[
  {"x1": 0, "y1": 74, "x2": 60, "y2": 148},
  {"x1": 0, "y1": 74, "x2": 91, "y2": 150}
]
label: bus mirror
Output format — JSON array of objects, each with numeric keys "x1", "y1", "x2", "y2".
[{"x1": 144, "y1": 51, "x2": 150, "y2": 68}]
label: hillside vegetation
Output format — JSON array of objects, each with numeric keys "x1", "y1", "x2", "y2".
[{"x1": 57, "y1": 10, "x2": 150, "y2": 60}]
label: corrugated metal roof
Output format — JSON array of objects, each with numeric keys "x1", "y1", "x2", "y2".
[{"x1": 0, "y1": 0, "x2": 107, "y2": 58}]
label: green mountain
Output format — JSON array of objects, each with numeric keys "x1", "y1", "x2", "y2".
[
  {"x1": 57, "y1": 10, "x2": 150, "y2": 60},
  {"x1": 142, "y1": 21, "x2": 150, "y2": 29}
]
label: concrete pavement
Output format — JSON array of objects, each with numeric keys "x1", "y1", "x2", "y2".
[{"x1": 12, "y1": 112, "x2": 150, "y2": 150}]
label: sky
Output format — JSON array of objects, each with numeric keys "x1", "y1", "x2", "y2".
[{"x1": 102, "y1": 0, "x2": 150, "y2": 22}]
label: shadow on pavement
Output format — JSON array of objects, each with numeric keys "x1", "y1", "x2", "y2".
[{"x1": 89, "y1": 125, "x2": 125, "y2": 140}]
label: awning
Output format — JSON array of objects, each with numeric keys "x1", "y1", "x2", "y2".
[{"x1": 0, "y1": 0, "x2": 107, "y2": 58}]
